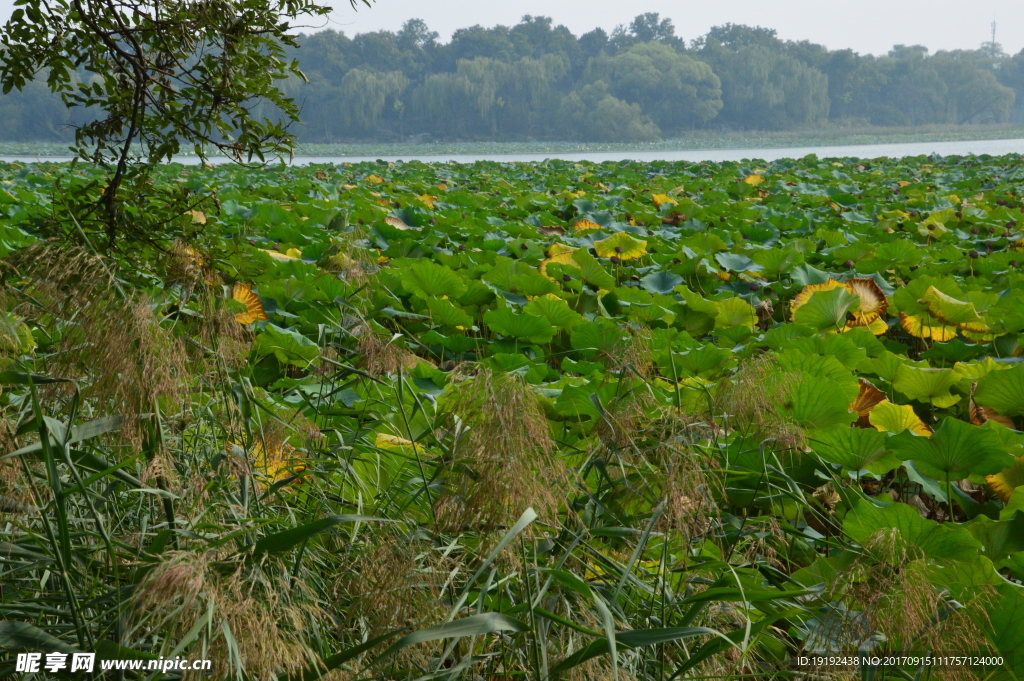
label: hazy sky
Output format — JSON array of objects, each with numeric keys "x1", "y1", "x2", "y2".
[
  {"x1": 0, "y1": 0, "x2": 1020, "y2": 57},
  {"x1": 310, "y1": 0, "x2": 1022, "y2": 56}
]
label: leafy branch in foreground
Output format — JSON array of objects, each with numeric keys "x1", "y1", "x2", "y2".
[{"x1": 0, "y1": 0, "x2": 364, "y2": 243}]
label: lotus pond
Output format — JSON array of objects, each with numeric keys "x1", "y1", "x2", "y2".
[{"x1": 1, "y1": 154, "x2": 1023, "y2": 680}]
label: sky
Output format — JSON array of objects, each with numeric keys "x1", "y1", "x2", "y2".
[{"x1": 0, "y1": 0, "x2": 1020, "y2": 57}]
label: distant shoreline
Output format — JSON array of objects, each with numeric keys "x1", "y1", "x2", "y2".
[{"x1": 2, "y1": 123, "x2": 1024, "y2": 159}]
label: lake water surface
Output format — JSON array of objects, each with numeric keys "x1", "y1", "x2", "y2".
[{"x1": 4, "y1": 137, "x2": 1024, "y2": 165}]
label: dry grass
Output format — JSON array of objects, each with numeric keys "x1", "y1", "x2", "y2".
[
  {"x1": 5, "y1": 245, "x2": 188, "y2": 447},
  {"x1": 353, "y1": 324, "x2": 419, "y2": 377},
  {"x1": 132, "y1": 550, "x2": 323, "y2": 680},
  {"x1": 435, "y1": 366, "x2": 566, "y2": 530},
  {"x1": 816, "y1": 529, "x2": 996, "y2": 680},
  {"x1": 333, "y1": 528, "x2": 447, "y2": 638},
  {"x1": 195, "y1": 291, "x2": 250, "y2": 370},
  {"x1": 713, "y1": 354, "x2": 804, "y2": 451}
]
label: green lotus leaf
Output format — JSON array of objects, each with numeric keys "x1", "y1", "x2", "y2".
[
  {"x1": 400, "y1": 260, "x2": 467, "y2": 300},
  {"x1": 792, "y1": 287, "x2": 860, "y2": 331},
  {"x1": 481, "y1": 257, "x2": 525, "y2": 291},
  {"x1": 889, "y1": 417, "x2": 1013, "y2": 480},
  {"x1": 571, "y1": 250, "x2": 617, "y2": 289},
  {"x1": 714, "y1": 296, "x2": 757, "y2": 331},
  {"x1": 457, "y1": 279, "x2": 496, "y2": 306},
  {"x1": 676, "y1": 286, "x2": 720, "y2": 317},
  {"x1": 782, "y1": 373, "x2": 857, "y2": 430},
  {"x1": 775, "y1": 351, "x2": 859, "y2": 402},
  {"x1": 752, "y1": 248, "x2": 803, "y2": 278},
  {"x1": 672, "y1": 345, "x2": 733, "y2": 379},
  {"x1": 965, "y1": 512, "x2": 1024, "y2": 565},
  {"x1": 890, "y1": 275, "x2": 961, "y2": 317},
  {"x1": 874, "y1": 239, "x2": 924, "y2": 269},
  {"x1": 920, "y1": 286, "x2": 982, "y2": 326},
  {"x1": 511, "y1": 272, "x2": 560, "y2": 297},
  {"x1": 674, "y1": 286, "x2": 719, "y2": 336},
  {"x1": 523, "y1": 295, "x2": 582, "y2": 331},
  {"x1": 555, "y1": 384, "x2": 602, "y2": 420},
  {"x1": 808, "y1": 426, "x2": 901, "y2": 474},
  {"x1": 974, "y1": 363, "x2": 1024, "y2": 417},
  {"x1": 555, "y1": 380, "x2": 618, "y2": 421},
  {"x1": 253, "y1": 324, "x2": 320, "y2": 367},
  {"x1": 570, "y1": 318, "x2": 624, "y2": 359},
  {"x1": 420, "y1": 330, "x2": 478, "y2": 353},
  {"x1": 986, "y1": 289, "x2": 1024, "y2": 334},
  {"x1": 892, "y1": 364, "x2": 961, "y2": 408},
  {"x1": 843, "y1": 499, "x2": 981, "y2": 561},
  {"x1": 714, "y1": 252, "x2": 761, "y2": 273},
  {"x1": 425, "y1": 296, "x2": 473, "y2": 329},
  {"x1": 483, "y1": 307, "x2": 556, "y2": 344},
  {"x1": 638, "y1": 270, "x2": 683, "y2": 295}
]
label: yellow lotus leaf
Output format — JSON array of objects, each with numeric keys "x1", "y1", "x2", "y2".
[
  {"x1": 652, "y1": 193, "x2": 677, "y2": 207},
  {"x1": 376, "y1": 199, "x2": 393, "y2": 208},
  {"x1": 341, "y1": 184, "x2": 357, "y2": 190},
  {"x1": 899, "y1": 312, "x2": 957, "y2": 341},
  {"x1": 573, "y1": 219, "x2": 602, "y2": 232},
  {"x1": 417, "y1": 194, "x2": 437, "y2": 208},
  {"x1": 868, "y1": 399, "x2": 932, "y2": 436},
  {"x1": 375, "y1": 433, "x2": 425, "y2": 453},
  {"x1": 897, "y1": 180, "x2": 911, "y2": 187},
  {"x1": 548, "y1": 243, "x2": 575, "y2": 256},
  {"x1": 960, "y1": 320, "x2": 992, "y2": 335},
  {"x1": 593, "y1": 232, "x2": 647, "y2": 260},
  {"x1": 844, "y1": 278, "x2": 888, "y2": 325},
  {"x1": 384, "y1": 215, "x2": 412, "y2": 230},
  {"x1": 232, "y1": 282, "x2": 269, "y2": 325},
  {"x1": 743, "y1": 174, "x2": 765, "y2": 185},
  {"x1": 920, "y1": 286, "x2": 983, "y2": 328},
  {"x1": 315, "y1": 170, "x2": 329, "y2": 180},
  {"x1": 828, "y1": 202, "x2": 841, "y2": 210},
  {"x1": 179, "y1": 245, "x2": 205, "y2": 267},
  {"x1": 365, "y1": 173, "x2": 385, "y2": 185},
  {"x1": 961, "y1": 328, "x2": 999, "y2": 342},
  {"x1": 230, "y1": 441, "x2": 306, "y2": 489},
  {"x1": 789, "y1": 278, "x2": 845, "y2": 315},
  {"x1": 539, "y1": 249, "x2": 580, "y2": 279},
  {"x1": 985, "y1": 456, "x2": 1024, "y2": 502},
  {"x1": 436, "y1": 183, "x2": 448, "y2": 191},
  {"x1": 190, "y1": 209, "x2": 207, "y2": 225},
  {"x1": 850, "y1": 378, "x2": 887, "y2": 427},
  {"x1": 260, "y1": 248, "x2": 300, "y2": 261},
  {"x1": 840, "y1": 317, "x2": 888, "y2": 335}
]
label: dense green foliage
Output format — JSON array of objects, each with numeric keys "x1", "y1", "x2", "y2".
[
  {"x1": 3, "y1": 14, "x2": 1023, "y2": 144},
  {"x1": 2, "y1": 153, "x2": 1024, "y2": 679}
]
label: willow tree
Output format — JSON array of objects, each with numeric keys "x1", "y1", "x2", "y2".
[
  {"x1": 338, "y1": 68, "x2": 409, "y2": 134},
  {"x1": 0, "y1": 0, "x2": 367, "y2": 243}
]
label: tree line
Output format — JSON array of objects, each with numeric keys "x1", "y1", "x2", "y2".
[{"x1": 2, "y1": 14, "x2": 1023, "y2": 144}]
